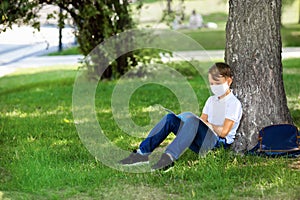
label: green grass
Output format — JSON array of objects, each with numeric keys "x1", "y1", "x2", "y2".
[
  {"x1": 0, "y1": 59, "x2": 300, "y2": 199},
  {"x1": 179, "y1": 29, "x2": 226, "y2": 50},
  {"x1": 282, "y1": 24, "x2": 300, "y2": 47},
  {"x1": 178, "y1": 22, "x2": 300, "y2": 50},
  {"x1": 53, "y1": 22, "x2": 300, "y2": 55},
  {"x1": 283, "y1": 58, "x2": 300, "y2": 126},
  {"x1": 48, "y1": 46, "x2": 81, "y2": 56},
  {"x1": 49, "y1": 0, "x2": 300, "y2": 55}
]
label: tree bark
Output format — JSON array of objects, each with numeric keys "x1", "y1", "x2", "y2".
[
  {"x1": 58, "y1": 7, "x2": 63, "y2": 52},
  {"x1": 298, "y1": 0, "x2": 300, "y2": 24},
  {"x1": 167, "y1": 0, "x2": 172, "y2": 14},
  {"x1": 225, "y1": 0, "x2": 293, "y2": 152}
]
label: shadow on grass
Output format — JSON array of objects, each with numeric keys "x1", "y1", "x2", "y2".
[{"x1": 0, "y1": 68, "x2": 77, "y2": 96}]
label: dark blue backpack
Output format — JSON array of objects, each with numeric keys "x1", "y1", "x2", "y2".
[{"x1": 249, "y1": 124, "x2": 300, "y2": 157}]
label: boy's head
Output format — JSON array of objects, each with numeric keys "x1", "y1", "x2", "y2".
[
  {"x1": 208, "y1": 62, "x2": 232, "y2": 80},
  {"x1": 208, "y1": 62, "x2": 233, "y2": 97}
]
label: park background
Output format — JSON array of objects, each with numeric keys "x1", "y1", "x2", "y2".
[{"x1": 0, "y1": 0, "x2": 300, "y2": 199}]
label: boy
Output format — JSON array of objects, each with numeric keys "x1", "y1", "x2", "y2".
[{"x1": 119, "y1": 62, "x2": 242, "y2": 171}]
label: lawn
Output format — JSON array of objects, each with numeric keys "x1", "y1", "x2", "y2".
[
  {"x1": 0, "y1": 58, "x2": 300, "y2": 199},
  {"x1": 50, "y1": 22, "x2": 300, "y2": 55},
  {"x1": 49, "y1": 0, "x2": 300, "y2": 55}
]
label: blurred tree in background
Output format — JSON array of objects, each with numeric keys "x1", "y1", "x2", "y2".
[{"x1": 0, "y1": 0, "x2": 143, "y2": 79}]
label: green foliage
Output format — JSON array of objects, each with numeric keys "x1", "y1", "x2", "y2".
[
  {"x1": 0, "y1": 0, "x2": 155, "y2": 79},
  {"x1": 0, "y1": 0, "x2": 41, "y2": 31},
  {"x1": 0, "y1": 59, "x2": 300, "y2": 199},
  {"x1": 159, "y1": 0, "x2": 185, "y2": 28},
  {"x1": 160, "y1": 9, "x2": 177, "y2": 27}
]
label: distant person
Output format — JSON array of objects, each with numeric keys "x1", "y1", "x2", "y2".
[
  {"x1": 172, "y1": 15, "x2": 187, "y2": 30},
  {"x1": 172, "y1": 15, "x2": 181, "y2": 30},
  {"x1": 189, "y1": 10, "x2": 203, "y2": 29}
]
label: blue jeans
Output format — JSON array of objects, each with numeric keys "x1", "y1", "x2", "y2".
[{"x1": 139, "y1": 113, "x2": 229, "y2": 160}]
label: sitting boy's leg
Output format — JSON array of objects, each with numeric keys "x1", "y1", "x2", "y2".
[
  {"x1": 152, "y1": 116, "x2": 199, "y2": 171},
  {"x1": 164, "y1": 116, "x2": 200, "y2": 160},
  {"x1": 139, "y1": 113, "x2": 181, "y2": 154},
  {"x1": 189, "y1": 120, "x2": 218, "y2": 155},
  {"x1": 119, "y1": 113, "x2": 181, "y2": 166}
]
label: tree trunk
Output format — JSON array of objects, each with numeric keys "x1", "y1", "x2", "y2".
[
  {"x1": 58, "y1": 7, "x2": 63, "y2": 52},
  {"x1": 167, "y1": 0, "x2": 172, "y2": 14},
  {"x1": 225, "y1": 0, "x2": 293, "y2": 152},
  {"x1": 298, "y1": 0, "x2": 300, "y2": 24}
]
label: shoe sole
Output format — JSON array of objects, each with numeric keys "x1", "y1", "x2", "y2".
[
  {"x1": 162, "y1": 165, "x2": 174, "y2": 173},
  {"x1": 151, "y1": 165, "x2": 174, "y2": 172},
  {"x1": 121, "y1": 161, "x2": 150, "y2": 166}
]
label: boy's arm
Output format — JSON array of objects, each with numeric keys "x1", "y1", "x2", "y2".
[
  {"x1": 211, "y1": 119, "x2": 235, "y2": 138},
  {"x1": 200, "y1": 113, "x2": 215, "y2": 131},
  {"x1": 200, "y1": 113, "x2": 208, "y2": 122},
  {"x1": 200, "y1": 113, "x2": 235, "y2": 138}
]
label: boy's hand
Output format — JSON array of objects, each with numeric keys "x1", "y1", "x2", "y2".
[
  {"x1": 211, "y1": 124, "x2": 223, "y2": 137},
  {"x1": 200, "y1": 114, "x2": 235, "y2": 138},
  {"x1": 206, "y1": 122, "x2": 214, "y2": 131},
  {"x1": 211, "y1": 119, "x2": 235, "y2": 138}
]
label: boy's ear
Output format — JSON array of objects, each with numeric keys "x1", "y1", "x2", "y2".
[{"x1": 227, "y1": 77, "x2": 233, "y2": 86}]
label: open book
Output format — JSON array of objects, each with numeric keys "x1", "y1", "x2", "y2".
[{"x1": 161, "y1": 107, "x2": 218, "y2": 137}]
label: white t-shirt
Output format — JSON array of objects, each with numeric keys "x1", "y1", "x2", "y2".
[{"x1": 202, "y1": 92, "x2": 242, "y2": 144}]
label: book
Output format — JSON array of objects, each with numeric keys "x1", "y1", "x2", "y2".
[{"x1": 160, "y1": 106, "x2": 218, "y2": 136}]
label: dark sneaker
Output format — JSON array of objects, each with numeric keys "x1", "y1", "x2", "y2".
[
  {"x1": 119, "y1": 150, "x2": 149, "y2": 166},
  {"x1": 151, "y1": 153, "x2": 174, "y2": 172}
]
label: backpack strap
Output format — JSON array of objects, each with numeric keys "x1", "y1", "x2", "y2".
[{"x1": 248, "y1": 142, "x2": 260, "y2": 153}]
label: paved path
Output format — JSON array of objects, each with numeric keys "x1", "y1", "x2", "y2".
[
  {"x1": 0, "y1": 25, "x2": 299, "y2": 78},
  {"x1": 0, "y1": 55, "x2": 83, "y2": 77},
  {"x1": 0, "y1": 48, "x2": 299, "y2": 78},
  {"x1": 165, "y1": 47, "x2": 300, "y2": 62},
  {"x1": 0, "y1": 24, "x2": 77, "y2": 77}
]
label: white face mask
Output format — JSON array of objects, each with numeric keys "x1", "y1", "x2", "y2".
[{"x1": 210, "y1": 82, "x2": 229, "y2": 97}]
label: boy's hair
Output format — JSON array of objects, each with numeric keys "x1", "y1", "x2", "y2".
[{"x1": 208, "y1": 62, "x2": 233, "y2": 81}]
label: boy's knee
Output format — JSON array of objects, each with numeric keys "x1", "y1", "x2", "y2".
[
  {"x1": 166, "y1": 113, "x2": 177, "y2": 121},
  {"x1": 185, "y1": 115, "x2": 199, "y2": 123}
]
